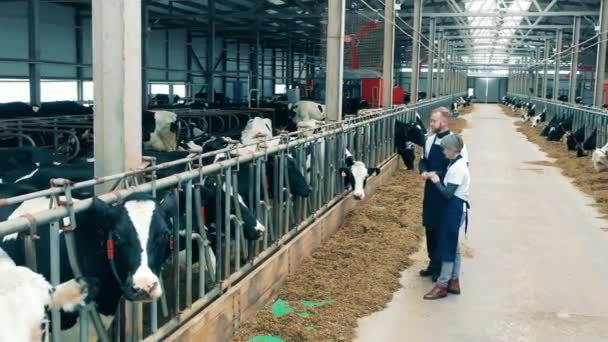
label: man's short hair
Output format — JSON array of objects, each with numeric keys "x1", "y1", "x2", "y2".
[{"x1": 432, "y1": 107, "x2": 451, "y2": 119}]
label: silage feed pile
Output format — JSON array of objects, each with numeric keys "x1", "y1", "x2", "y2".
[
  {"x1": 500, "y1": 105, "x2": 608, "y2": 218},
  {"x1": 234, "y1": 113, "x2": 470, "y2": 342}
]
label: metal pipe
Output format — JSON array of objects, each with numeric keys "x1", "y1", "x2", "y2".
[
  {"x1": 569, "y1": 16, "x2": 581, "y2": 104},
  {"x1": 553, "y1": 29, "x2": 563, "y2": 101},
  {"x1": 409, "y1": 0, "x2": 421, "y2": 104},
  {"x1": 28, "y1": 0, "x2": 41, "y2": 106}
]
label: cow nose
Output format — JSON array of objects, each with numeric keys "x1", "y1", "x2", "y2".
[
  {"x1": 133, "y1": 267, "x2": 162, "y2": 299},
  {"x1": 353, "y1": 192, "x2": 364, "y2": 200},
  {"x1": 147, "y1": 281, "x2": 160, "y2": 296}
]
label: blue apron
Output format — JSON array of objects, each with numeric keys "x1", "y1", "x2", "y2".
[
  {"x1": 422, "y1": 134, "x2": 451, "y2": 228},
  {"x1": 435, "y1": 156, "x2": 470, "y2": 262}
]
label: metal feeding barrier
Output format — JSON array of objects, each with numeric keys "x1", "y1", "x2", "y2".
[
  {"x1": 508, "y1": 93, "x2": 608, "y2": 147},
  {"x1": 0, "y1": 95, "x2": 457, "y2": 341},
  {"x1": 0, "y1": 109, "x2": 265, "y2": 161}
]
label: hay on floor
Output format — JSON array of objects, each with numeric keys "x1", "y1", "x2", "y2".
[{"x1": 499, "y1": 104, "x2": 608, "y2": 218}]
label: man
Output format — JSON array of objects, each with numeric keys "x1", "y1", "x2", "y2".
[{"x1": 419, "y1": 107, "x2": 468, "y2": 281}]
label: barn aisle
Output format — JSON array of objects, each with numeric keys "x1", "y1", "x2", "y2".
[{"x1": 355, "y1": 104, "x2": 608, "y2": 341}]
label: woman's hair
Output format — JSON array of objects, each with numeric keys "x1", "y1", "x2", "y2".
[{"x1": 440, "y1": 134, "x2": 464, "y2": 153}]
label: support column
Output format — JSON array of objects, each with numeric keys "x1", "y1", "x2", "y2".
[
  {"x1": 534, "y1": 46, "x2": 541, "y2": 97},
  {"x1": 569, "y1": 16, "x2": 581, "y2": 103},
  {"x1": 594, "y1": 0, "x2": 608, "y2": 107},
  {"x1": 287, "y1": 37, "x2": 293, "y2": 87},
  {"x1": 206, "y1": 0, "x2": 216, "y2": 103},
  {"x1": 542, "y1": 37, "x2": 549, "y2": 98},
  {"x1": 409, "y1": 0, "x2": 421, "y2": 104},
  {"x1": 324, "y1": 0, "x2": 345, "y2": 120},
  {"x1": 75, "y1": 11, "x2": 84, "y2": 101},
  {"x1": 426, "y1": 18, "x2": 435, "y2": 99},
  {"x1": 92, "y1": 0, "x2": 142, "y2": 192},
  {"x1": 444, "y1": 39, "x2": 449, "y2": 96},
  {"x1": 28, "y1": 0, "x2": 40, "y2": 106},
  {"x1": 553, "y1": 29, "x2": 563, "y2": 101},
  {"x1": 141, "y1": 0, "x2": 149, "y2": 108},
  {"x1": 186, "y1": 30, "x2": 193, "y2": 94},
  {"x1": 271, "y1": 48, "x2": 276, "y2": 94},
  {"x1": 382, "y1": 0, "x2": 396, "y2": 107},
  {"x1": 434, "y1": 32, "x2": 442, "y2": 97},
  {"x1": 251, "y1": 30, "x2": 261, "y2": 105},
  {"x1": 260, "y1": 40, "x2": 265, "y2": 99}
]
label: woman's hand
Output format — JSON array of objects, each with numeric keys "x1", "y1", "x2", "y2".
[{"x1": 429, "y1": 172, "x2": 440, "y2": 183}]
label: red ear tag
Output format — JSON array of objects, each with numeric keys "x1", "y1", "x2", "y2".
[
  {"x1": 106, "y1": 239, "x2": 115, "y2": 260},
  {"x1": 201, "y1": 206, "x2": 207, "y2": 224}
]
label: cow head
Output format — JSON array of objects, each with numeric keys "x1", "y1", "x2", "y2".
[
  {"x1": 339, "y1": 149, "x2": 380, "y2": 200},
  {"x1": 266, "y1": 155, "x2": 312, "y2": 198},
  {"x1": 592, "y1": 148, "x2": 608, "y2": 172},
  {"x1": 81, "y1": 192, "x2": 176, "y2": 302},
  {"x1": 241, "y1": 117, "x2": 273, "y2": 143}
]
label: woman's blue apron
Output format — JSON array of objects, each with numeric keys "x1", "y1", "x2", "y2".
[
  {"x1": 435, "y1": 156, "x2": 470, "y2": 262},
  {"x1": 422, "y1": 135, "x2": 450, "y2": 228}
]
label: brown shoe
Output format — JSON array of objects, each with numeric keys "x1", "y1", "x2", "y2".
[
  {"x1": 423, "y1": 284, "x2": 448, "y2": 300},
  {"x1": 447, "y1": 279, "x2": 461, "y2": 295}
]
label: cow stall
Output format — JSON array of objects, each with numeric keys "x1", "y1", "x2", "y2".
[{"x1": 0, "y1": 95, "x2": 459, "y2": 341}]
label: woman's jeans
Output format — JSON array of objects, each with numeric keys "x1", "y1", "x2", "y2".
[{"x1": 437, "y1": 245, "x2": 461, "y2": 287}]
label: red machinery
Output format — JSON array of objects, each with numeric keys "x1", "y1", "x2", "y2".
[
  {"x1": 360, "y1": 78, "x2": 404, "y2": 107},
  {"x1": 603, "y1": 83, "x2": 608, "y2": 106}
]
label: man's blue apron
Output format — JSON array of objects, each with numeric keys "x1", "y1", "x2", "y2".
[
  {"x1": 422, "y1": 134, "x2": 450, "y2": 228},
  {"x1": 422, "y1": 133, "x2": 451, "y2": 268},
  {"x1": 435, "y1": 155, "x2": 470, "y2": 262}
]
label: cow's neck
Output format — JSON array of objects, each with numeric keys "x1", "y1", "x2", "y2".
[{"x1": 73, "y1": 228, "x2": 124, "y2": 315}]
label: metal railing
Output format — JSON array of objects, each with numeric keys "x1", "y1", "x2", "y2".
[
  {"x1": 508, "y1": 93, "x2": 608, "y2": 147},
  {"x1": 0, "y1": 95, "x2": 457, "y2": 341}
]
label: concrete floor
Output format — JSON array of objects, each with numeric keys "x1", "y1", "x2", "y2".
[{"x1": 355, "y1": 104, "x2": 608, "y2": 342}]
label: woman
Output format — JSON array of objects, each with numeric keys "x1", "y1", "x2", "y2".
[{"x1": 423, "y1": 134, "x2": 470, "y2": 300}]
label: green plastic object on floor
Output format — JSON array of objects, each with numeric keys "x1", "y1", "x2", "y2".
[
  {"x1": 298, "y1": 312, "x2": 311, "y2": 318},
  {"x1": 272, "y1": 299, "x2": 294, "y2": 317},
  {"x1": 247, "y1": 336, "x2": 285, "y2": 342},
  {"x1": 300, "y1": 300, "x2": 333, "y2": 307},
  {"x1": 305, "y1": 326, "x2": 314, "y2": 331}
]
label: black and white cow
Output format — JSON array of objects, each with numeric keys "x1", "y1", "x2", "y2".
[
  {"x1": 565, "y1": 127, "x2": 586, "y2": 151},
  {"x1": 547, "y1": 117, "x2": 572, "y2": 141},
  {"x1": 592, "y1": 142, "x2": 608, "y2": 171},
  {"x1": 0, "y1": 247, "x2": 98, "y2": 342},
  {"x1": 339, "y1": 149, "x2": 381, "y2": 200},
  {"x1": 531, "y1": 108, "x2": 547, "y2": 127},
  {"x1": 289, "y1": 101, "x2": 326, "y2": 126},
  {"x1": 343, "y1": 98, "x2": 369, "y2": 116},
  {"x1": 394, "y1": 115, "x2": 427, "y2": 170},
  {"x1": 0, "y1": 190, "x2": 176, "y2": 333},
  {"x1": 573, "y1": 129, "x2": 597, "y2": 158}
]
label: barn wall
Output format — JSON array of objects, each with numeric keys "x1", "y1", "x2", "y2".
[{"x1": 0, "y1": 1, "x2": 306, "y2": 102}]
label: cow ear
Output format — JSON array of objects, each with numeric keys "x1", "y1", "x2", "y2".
[
  {"x1": 88, "y1": 198, "x2": 116, "y2": 226},
  {"x1": 339, "y1": 167, "x2": 348, "y2": 177},
  {"x1": 159, "y1": 191, "x2": 177, "y2": 220},
  {"x1": 345, "y1": 156, "x2": 354, "y2": 167},
  {"x1": 368, "y1": 168, "x2": 381, "y2": 177}
]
